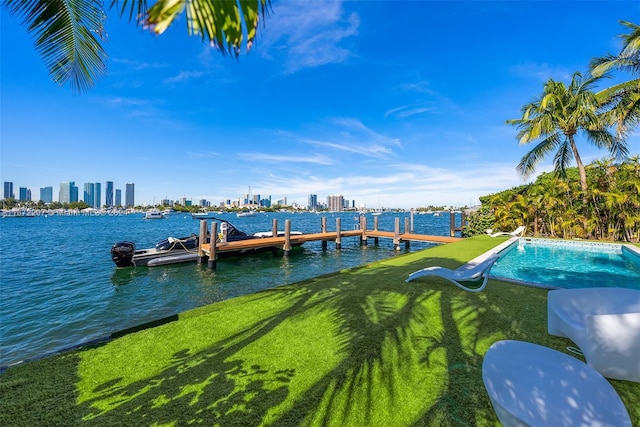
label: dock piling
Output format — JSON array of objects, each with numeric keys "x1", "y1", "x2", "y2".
[
  {"x1": 410, "y1": 208, "x2": 415, "y2": 232},
  {"x1": 336, "y1": 218, "x2": 342, "y2": 249},
  {"x1": 373, "y1": 216, "x2": 379, "y2": 245},
  {"x1": 198, "y1": 219, "x2": 208, "y2": 264},
  {"x1": 272, "y1": 218, "x2": 278, "y2": 239},
  {"x1": 208, "y1": 222, "x2": 218, "y2": 269},
  {"x1": 361, "y1": 216, "x2": 368, "y2": 245},
  {"x1": 394, "y1": 218, "x2": 401, "y2": 251},
  {"x1": 404, "y1": 218, "x2": 411, "y2": 249},
  {"x1": 321, "y1": 217, "x2": 328, "y2": 249},
  {"x1": 284, "y1": 220, "x2": 292, "y2": 255}
]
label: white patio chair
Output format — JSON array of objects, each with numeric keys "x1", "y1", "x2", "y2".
[
  {"x1": 483, "y1": 340, "x2": 631, "y2": 426},
  {"x1": 490, "y1": 225, "x2": 525, "y2": 237},
  {"x1": 548, "y1": 287, "x2": 640, "y2": 382},
  {"x1": 405, "y1": 255, "x2": 499, "y2": 292}
]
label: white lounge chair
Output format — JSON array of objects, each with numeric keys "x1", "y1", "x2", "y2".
[
  {"x1": 490, "y1": 225, "x2": 525, "y2": 237},
  {"x1": 548, "y1": 287, "x2": 640, "y2": 382},
  {"x1": 483, "y1": 340, "x2": 632, "y2": 426},
  {"x1": 405, "y1": 255, "x2": 499, "y2": 292}
]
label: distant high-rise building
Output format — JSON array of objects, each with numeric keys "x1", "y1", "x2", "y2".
[
  {"x1": 94, "y1": 182, "x2": 101, "y2": 208},
  {"x1": 125, "y1": 183, "x2": 135, "y2": 207},
  {"x1": 84, "y1": 183, "x2": 95, "y2": 207},
  {"x1": 327, "y1": 195, "x2": 344, "y2": 212},
  {"x1": 115, "y1": 189, "x2": 122, "y2": 207},
  {"x1": 40, "y1": 186, "x2": 53, "y2": 203},
  {"x1": 308, "y1": 194, "x2": 318, "y2": 210},
  {"x1": 3, "y1": 182, "x2": 14, "y2": 199},
  {"x1": 105, "y1": 181, "x2": 114, "y2": 207},
  {"x1": 59, "y1": 181, "x2": 78, "y2": 204},
  {"x1": 19, "y1": 187, "x2": 29, "y2": 201}
]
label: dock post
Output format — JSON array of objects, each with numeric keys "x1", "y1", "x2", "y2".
[
  {"x1": 394, "y1": 218, "x2": 400, "y2": 251},
  {"x1": 361, "y1": 216, "x2": 367, "y2": 245},
  {"x1": 198, "y1": 219, "x2": 208, "y2": 264},
  {"x1": 410, "y1": 208, "x2": 415, "y2": 232},
  {"x1": 450, "y1": 211, "x2": 456, "y2": 237},
  {"x1": 404, "y1": 217, "x2": 410, "y2": 249},
  {"x1": 208, "y1": 222, "x2": 218, "y2": 270},
  {"x1": 284, "y1": 220, "x2": 292, "y2": 255},
  {"x1": 336, "y1": 217, "x2": 342, "y2": 250},
  {"x1": 321, "y1": 216, "x2": 328, "y2": 249},
  {"x1": 272, "y1": 218, "x2": 278, "y2": 238},
  {"x1": 373, "y1": 216, "x2": 379, "y2": 245}
]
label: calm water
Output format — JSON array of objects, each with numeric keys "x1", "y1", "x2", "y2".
[
  {"x1": 491, "y1": 239, "x2": 640, "y2": 289},
  {"x1": 0, "y1": 211, "x2": 455, "y2": 366}
]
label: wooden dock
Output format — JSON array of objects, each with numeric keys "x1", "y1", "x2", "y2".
[{"x1": 197, "y1": 216, "x2": 462, "y2": 269}]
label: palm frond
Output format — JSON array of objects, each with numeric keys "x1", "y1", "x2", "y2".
[
  {"x1": 591, "y1": 20, "x2": 640, "y2": 77},
  {"x1": 5, "y1": 0, "x2": 108, "y2": 93},
  {"x1": 553, "y1": 140, "x2": 573, "y2": 178},
  {"x1": 109, "y1": 0, "x2": 149, "y2": 23},
  {"x1": 517, "y1": 133, "x2": 562, "y2": 177},
  {"x1": 144, "y1": 0, "x2": 269, "y2": 56}
]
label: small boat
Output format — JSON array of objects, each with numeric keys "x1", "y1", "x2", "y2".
[
  {"x1": 111, "y1": 218, "x2": 303, "y2": 267},
  {"x1": 237, "y1": 211, "x2": 257, "y2": 217},
  {"x1": 191, "y1": 212, "x2": 218, "y2": 219},
  {"x1": 143, "y1": 209, "x2": 164, "y2": 220}
]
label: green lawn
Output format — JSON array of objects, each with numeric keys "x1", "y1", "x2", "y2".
[{"x1": 1, "y1": 235, "x2": 638, "y2": 426}]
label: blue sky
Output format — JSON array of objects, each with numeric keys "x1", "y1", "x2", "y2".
[{"x1": 2, "y1": 1, "x2": 639, "y2": 209}]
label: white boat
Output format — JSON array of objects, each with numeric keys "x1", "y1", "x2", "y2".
[
  {"x1": 144, "y1": 209, "x2": 164, "y2": 220},
  {"x1": 191, "y1": 212, "x2": 218, "y2": 219},
  {"x1": 111, "y1": 218, "x2": 304, "y2": 267},
  {"x1": 237, "y1": 211, "x2": 257, "y2": 217}
]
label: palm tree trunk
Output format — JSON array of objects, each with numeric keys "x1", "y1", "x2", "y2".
[{"x1": 568, "y1": 136, "x2": 590, "y2": 235}]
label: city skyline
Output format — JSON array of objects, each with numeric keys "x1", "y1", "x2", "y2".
[
  {"x1": 2, "y1": 2, "x2": 639, "y2": 208},
  {"x1": 2, "y1": 180, "x2": 368, "y2": 210}
]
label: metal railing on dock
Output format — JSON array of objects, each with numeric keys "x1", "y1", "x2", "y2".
[{"x1": 197, "y1": 215, "x2": 462, "y2": 270}]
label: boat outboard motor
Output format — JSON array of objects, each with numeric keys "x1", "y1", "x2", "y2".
[
  {"x1": 111, "y1": 241, "x2": 136, "y2": 267},
  {"x1": 223, "y1": 221, "x2": 252, "y2": 241}
]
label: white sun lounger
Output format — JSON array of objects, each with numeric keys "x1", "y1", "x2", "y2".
[
  {"x1": 548, "y1": 287, "x2": 640, "y2": 382},
  {"x1": 490, "y1": 225, "x2": 525, "y2": 237},
  {"x1": 483, "y1": 340, "x2": 631, "y2": 426},
  {"x1": 405, "y1": 255, "x2": 499, "y2": 292}
]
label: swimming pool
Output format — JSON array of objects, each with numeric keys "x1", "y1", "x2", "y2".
[{"x1": 490, "y1": 238, "x2": 640, "y2": 290}]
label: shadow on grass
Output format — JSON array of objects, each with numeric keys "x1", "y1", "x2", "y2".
[{"x1": 2, "y1": 239, "x2": 638, "y2": 426}]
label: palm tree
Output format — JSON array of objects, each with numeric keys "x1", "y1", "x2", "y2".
[
  {"x1": 590, "y1": 20, "x2": 640, "y2": 139},
  {"x1": 3, "y1": 0, "x2": 269, "y2": 93},
  {"x1": 506, "y1": 72, "x2": 627, "y2": 208}
]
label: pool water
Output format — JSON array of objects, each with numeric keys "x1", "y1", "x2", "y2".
[{"x1": 490, "y1": 238, "x2": 640, "y2": 290}]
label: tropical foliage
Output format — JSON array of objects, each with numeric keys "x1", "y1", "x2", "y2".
[
  {"x1": 464, "y1": 157, "x2": 640, "y2": 242},
  {"x1": 590, "y1": 20, "x2": 640, "y2": 139},
  {"x1": 3, "y1": 0, "x2": 270, "y2": 93},
  {"x1": 506, "y1": 72, "x2": 627, "y2": 201}
]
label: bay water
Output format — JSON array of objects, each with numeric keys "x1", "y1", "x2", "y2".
[{"x1": 0, "y1": 211, "x2": 456, "y2": 367}]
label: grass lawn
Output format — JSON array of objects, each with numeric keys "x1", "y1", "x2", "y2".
[{"x1": 1, "y1": 235, "x2": 638, "y2": 426}]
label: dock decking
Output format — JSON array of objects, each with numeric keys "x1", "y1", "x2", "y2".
[{"x1": 197, "y1": 216, "x2": 463, "y2": 269}]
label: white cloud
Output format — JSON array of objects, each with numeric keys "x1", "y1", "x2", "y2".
[
  {"x1": 238, "y1": 152, "x2": 335, "y2": 165},
  {"x1": 509, "y1": 62, "x2": 573, "y2": 83},
  {"x1": 258, "y1": 0, "x2": 359, "y2": 73},
  {"x1": 163, "y1": 71, "x2": 206, "y2": 84}
]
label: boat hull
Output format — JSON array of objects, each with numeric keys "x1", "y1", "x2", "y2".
[{"x1": 111, "y1": 229, "x2": 304, "y2": 268}]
